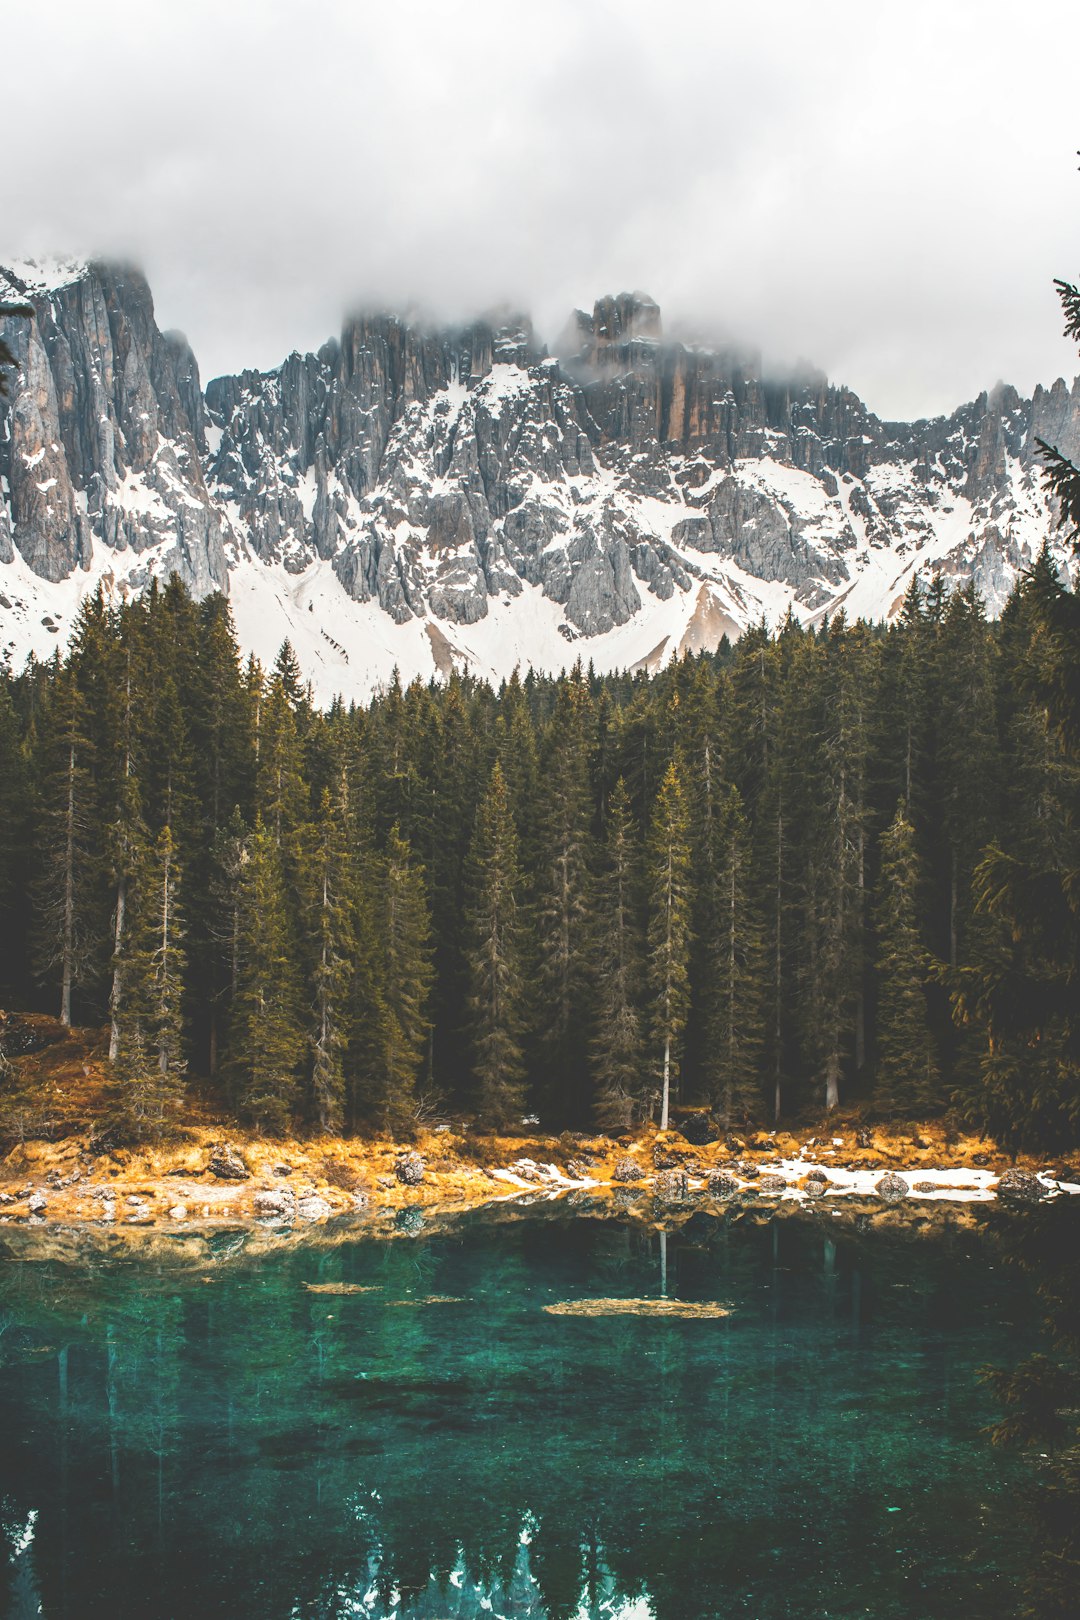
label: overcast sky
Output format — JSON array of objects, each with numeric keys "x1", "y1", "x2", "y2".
[{"x1": 3, "y1": 0, "x2": 1079, "y2": 419}]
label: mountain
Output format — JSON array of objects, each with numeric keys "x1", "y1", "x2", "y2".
[{"x1": 2, "y1": 258, "x2": 1077, "y2": 699}]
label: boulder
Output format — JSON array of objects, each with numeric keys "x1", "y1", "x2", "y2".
[
  {"x1": 736, "y1": 1160, "x2": 759, "y2": 1180},
  {"x1": 804, "y1": 1169, "x2": 830, "y2": 1196},
  {"x1": 208, "y1": 1144, "x2": 250, "y2": 1181},
  {"x1": 652, "y1": 1142, "x2": 690, "y2": 1169},
  {"x1": 707, "y1": 1171, "x2": 739, "y2": 1198},
  {"x1": 296, "y1": 1193, "x2": 333, "y2": 1221},
  {"x1": 612, "y1": 1156, "x2": 644, "y2": 1182},
  {"x1": 254, "y1": 1188, "x2": 296, "y2": 1219},
  {"x1": 677, "y1": 1114, "x2": 718, "y2": 1147},
  {"x1": 654, "y1": 1168, "x2": 689, "y2": 1202},
  {"x1": 168, "y1": 1204, "x2": 187, "y2": 1220},
  {"x1": 996, "y1": 1168, "x2": 1046, "y2": 1204},
  {"x1": 395, "y1": 1152, "x2": 425, "y2": 1187},
  {"x1": 855, "y1": 1126, "x2": 874, "y2": 1149},
  {"x1": 757, "y1": 1174, "x2": 787, "y2": 1195},
  {"x1": 26, "y1": 1191, "x2": 47, "y2": 1214},
  {"x1": 875, "y1": 1173, "x2": 910, "y2": 1203}
]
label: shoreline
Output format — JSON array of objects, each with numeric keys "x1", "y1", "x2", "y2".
[{"x1": 3, "y1": 1117, "x2": 1078, "y2": 1247}]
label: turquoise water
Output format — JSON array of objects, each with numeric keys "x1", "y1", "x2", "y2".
[{"x1": 0, "y1": 1204, "x2": 1041, "y2": 1619}]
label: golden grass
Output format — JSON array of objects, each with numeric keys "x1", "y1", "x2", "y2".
[{"x1": 543, "y1": 1297, "x2": 731, "y2": 1319}]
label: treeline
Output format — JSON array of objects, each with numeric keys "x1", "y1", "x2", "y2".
[{"x1": 1, "y1": 556, "x2": 1078, "y2": 1148}]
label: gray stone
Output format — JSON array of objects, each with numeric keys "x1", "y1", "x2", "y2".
[
  {"x1": 654, "y1": 1168, "x2": 689, "y2": 1202},
  {"x1": 996, "y1": 1168, "x2": 1046, "y2": 1204},
  {"x1": 612, "y1": 1156, "x2": 644, "y2": 1183},
  {"x1": 395, "y1": 1152, "x2": 424, "y2": 1187},
  {"x1": 208, "y1": 1144, "x2": 250, "y2": 1181},
  {"x1": 295, "y1": 1193, "x2": 334, "y2": 1221},
  {"x1": 875, "y1": 1173, "x2": 910, "y2": 1203},
  {"x1": 757, "y1": 1174, "x2": 787, "y2": 1195},
  {"x1": 254, "y1": 1188, "x2": 296, "y2": 1219}
]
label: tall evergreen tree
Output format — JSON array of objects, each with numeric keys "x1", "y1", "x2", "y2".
[
  {"x1": 591, "y1": 778, "x2": 646, "y2": 1130},
  {"x1": 356, "y1": 825, "x2": 434, "y2": 1132},
  {"x1": 226, "y1": 819, "x2": 305, "y2": 1133},
  {"x1": 465, "y1": 762, "x2": 527, "y2": 1129},
  {"x1": 111, "y1": 826, "x2": 187, "y2": 1141},
  {"x1": 32, "y1": 661, "x2": 100, "y2": 1025},
  {"x1": 704, "y1": 785, "x2": 766, "y2": 1126},
  {"x1": 647, "y1": 759, "x2": 693, "y2": 1130},
  {"x1": 301, "y1": 779, "x2": 357, "y2": 1133},
  {"x1": 874, "y1": 804, "x2": 939, "y2": 1117}
]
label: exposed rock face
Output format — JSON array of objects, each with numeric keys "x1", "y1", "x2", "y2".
[
  {"x1": 0, "y1": 260, "x2": 227, "y2": 602},
  {"x1": 3, "y1": 258, "x2": 1078, "y2": 692}
]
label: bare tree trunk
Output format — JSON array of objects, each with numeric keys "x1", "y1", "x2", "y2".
[
  {"x1": 660, "y1": 1034, "x2": 671, "y2": 1131},
  {"x1": 108, "y1": 874, "x2": 127, "y2": 1061}
]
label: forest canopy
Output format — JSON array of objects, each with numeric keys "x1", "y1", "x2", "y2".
[{"x1": 1, "y1": 549, "x2": 1078, "y2": 1153}]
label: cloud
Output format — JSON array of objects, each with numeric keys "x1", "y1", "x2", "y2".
[{"x1": 2, "y1": 0, "x2": 1078, "y2": 417}]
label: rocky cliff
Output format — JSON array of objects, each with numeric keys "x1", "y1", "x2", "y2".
[{"x1": 2, "y1": 260, "x2": 1077, "y2": 698}]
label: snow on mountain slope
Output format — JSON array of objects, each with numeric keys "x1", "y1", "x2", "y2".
[{"x1": 2, "y1": 265, "x2": 1077, "y2": 697}]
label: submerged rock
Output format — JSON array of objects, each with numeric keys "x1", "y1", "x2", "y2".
[
  {"x1": 395, "y1": 1152, "x2": 424, "y2": 1187},
  {"x1": 208, "y1": 1144, "x2": 250, "y2": 1181},
  {"x1": 707, "y1": 1171, "x2": 739, "y2": 1198},
  {"x1": 875, "y1": 1173, "x2": 910, "y2": 1203},
  {"x1": 996, "y1": 1168, "x2": 1046, "y2": 1204}
]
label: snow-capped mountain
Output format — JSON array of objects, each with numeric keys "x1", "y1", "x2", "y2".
[{"x1": 2, "y1": 258, "x2": 1077, "y2": 700}]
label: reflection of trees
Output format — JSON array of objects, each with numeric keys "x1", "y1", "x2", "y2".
[
  {"x1": 0, "y1": 1210, "x2": 1039, "y2": 1619},
  {"x1": 984, "y1": 1202, "x2": 1080, "y2": 1619}
]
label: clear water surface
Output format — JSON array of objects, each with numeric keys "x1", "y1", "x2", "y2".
[{"x1": 0, "y1": 1203, "x2": 1043, "y2": 1619}]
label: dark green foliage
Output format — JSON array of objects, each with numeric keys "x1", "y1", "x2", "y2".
[
  {"x1": 110, "y1": 826, "x2": 187, "y2": 1141},
  {"x1": 591, "y1": 779, "x2": 646, "y2": 1129},
  {"x1": 465, "y1": 762, "x2": 527, "y2": 1128},
  {"x1": 874, "y1": 805, "x2": 939, "y2": 1116},
  {"x1": 0, "y1": 549, "x2": 1078, "y2": 1147},
  {"x1": 226, "y1": 819, "x2": 306, "y2": 1133},
  {"x1": 647, "y1": 759, "x2": 693, "y2": 1130}
]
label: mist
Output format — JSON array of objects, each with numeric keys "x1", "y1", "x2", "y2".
[{"x1": 3, "y1": 0, "x2": 1079, "y2": 419}]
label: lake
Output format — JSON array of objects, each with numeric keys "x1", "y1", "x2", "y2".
[{"x1": 0, "y1": 1200, "x2": 1051, "y2": 1619}]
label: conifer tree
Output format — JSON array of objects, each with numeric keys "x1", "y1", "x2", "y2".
[
  {"x1": 301, "y1": 779, "x2": 357, "y2": 1133},
  {"x1": 359, "y1": 824, "x2": 434, "y2": 1131},
  {"x1": 465, "y1": 762, "x2": 526, "y2": 1128},
  {"x1": 705, "y1": 785, "x2": 766, "y2": 1126},
  {"x1": 591, "y1": 778, "x2": 646, "y2": 1130},
  {"x1": 32, "y1": 661, "x2": 100, "y2": 1025},
  {"x1": 647, "y1": 759, "x2": 693, "y2": 1130},
  {"x1": 874, "y1": 804, "x2": 939, "y2": 1116},
  {"x1": 226, "y1": 819, "x2": 305, "y2": 1133},
  {"x1": 532, "y1": 675, "x2": 595, "y2": 1121},
  {"x1": 111, "y1": 826, "x2": 187, "y2": 1141}
]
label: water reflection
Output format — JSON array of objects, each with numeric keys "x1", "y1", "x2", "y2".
[{"x1": 0, "y1": 1208, "x2": 1042, "y2": 1619}]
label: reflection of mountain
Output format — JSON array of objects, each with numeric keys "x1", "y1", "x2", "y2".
[
  {"x1": 0, "y1": 1211, "x2": 1038, "y2": 1619},
  {"x1": 3, "y1": 260, "x2": 1078, "y2": 700}
]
